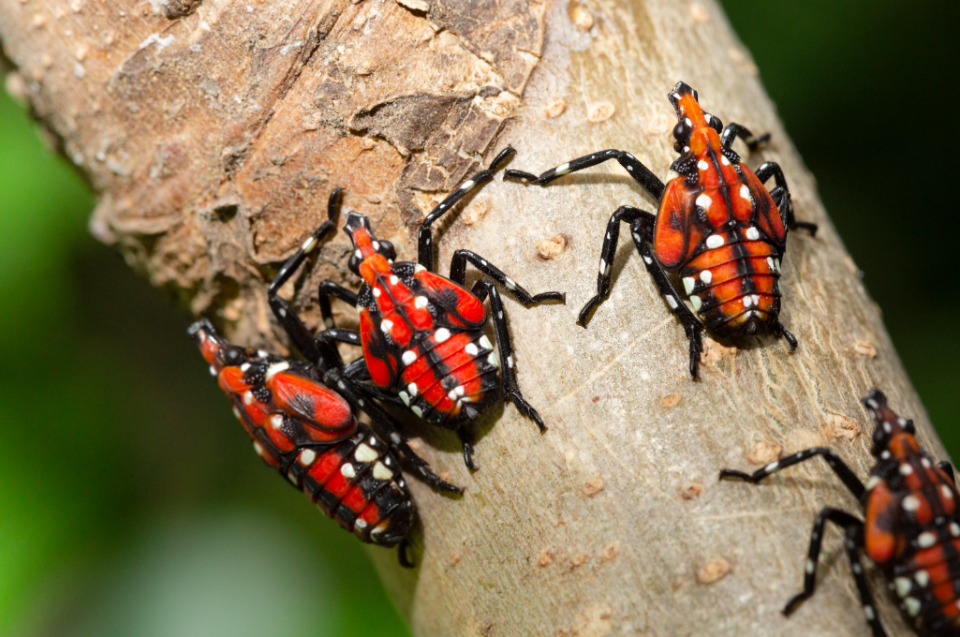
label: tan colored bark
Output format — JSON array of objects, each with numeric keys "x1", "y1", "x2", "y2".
[{"x1": 1, "y1": 0, "x2": 935, "y2": 634}]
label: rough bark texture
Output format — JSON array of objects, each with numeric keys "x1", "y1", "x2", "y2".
[{"x1": 0, "y1": 0, "x2": 937, "y2": 635}]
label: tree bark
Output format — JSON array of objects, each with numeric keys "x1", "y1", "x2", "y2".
[{"x1": 1, "y1": 0, "x2": 936, "y2": 634}]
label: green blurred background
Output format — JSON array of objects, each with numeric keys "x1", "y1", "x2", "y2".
[{"x1": 1, "y1": 2, "x2": 957, "y2": 635}]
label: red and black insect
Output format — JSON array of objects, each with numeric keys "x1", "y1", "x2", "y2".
[
  {"x1": 721, "y1": 390, "x2": 960, "y2": 636},
  {"x1": 506, "y1": 81, "x2": 817, "y2": 377},
  {"x1": 293, "y1": 148, "x2": 564, "y2": 470}
]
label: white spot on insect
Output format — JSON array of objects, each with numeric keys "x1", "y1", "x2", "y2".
[
  {"x1": 411, "y1": 405, "x2": 424, "y2": 417},
  {"x1": 355, "y1": 249, "x2": 362, "y2": 260},
  {"x1": 555, "y1": 163, "x2": 571, "y2": 176},
  {"x1": 751, "y1": 294, "x2": 761, "y2": 306},
  {"x1": 240, "y1": 363, "x2": 251, "y2": 372},
  {"x1": 690, "y1": 295, "x2": 702, "y2": 311},
  {"x1": 915, "y1": 570, "x2": 930, "y2": 587},
  {"x1": 286, "y1": 472, "x2": 298, "y2": 485},
  {"x1": 942, "y1": 485, "x2": 954, "y2": 500},
  {"x1": 902, "y1": 495, "x2": 921, "y2": 512},
  {"x1": 696, "y1": 193, "x2": 712, "y2": 211},
  {"x1": 720, "y1": 155, "x2": 731, "y2": 166},
  {"x1": 700, "y1": 270, "x2": 713, "y2": 284},
  {"x1": 340, "y1": 463, "x2": 356, "y2": 478},
  {"x1": 853, "y1": 563, "x2": 862, "y2": 574},
  {"x1": 232, "y1": 407, "x2": 242, "y2": 420},
  {"x1": 705, "y1": 234, "x2": 724, "y2": 249},
  {"x1": 745, "y1": 227, "x2": 760, "y2": 241},
  {"x1": 883, "y1": 422, "x2": 892, "y2": 433},
  {"x1": 666, "y1": 295, "x2": 678, "y2": 309},
  {"x1": 479, "y1": 335, "x2": 493, "y2": 350},
  {"x1": 390, "y1": 433, "x2": 401, "y2": 444},
  {"x1": 465, "y1": 343, "x2": 479, "y2": 356},
  {"x1": 697, "y1": 159, "x2": 709, "y2": 171},
  {"x1": 900, "y1": 463, "x2": 914, "y2": 475},
  {"x1": 666, "y1": 169, "x2": 680, "y2": 182},
  {"x1": 488, "y1": 350, "x2": 500, "y2": 367},
  {"x1": 337, "y1": 380, "x2": 346, "y2": 390},
  {"x1": 407, "y1": 382, "x2": 418, "y2": 397},
  {"x1": 209, "y1": 366, "x2": 218, "y2": 376},
  {"x1": 380, "y1": 319, "x2": 394, "y2": 333},
  {"x1": 864, "y1": 605, "x2": 875, "y2": 621},
  {"x1": 372, "y1": 461, "x2": 393, "y2": 480},
  {"x1": 683, "y1": 277, "x2": 696, "y2": 294},
  {"x1": 299, "y1": 449, "x2": 316, "y2": 465},
  {"x1": 398, "y1": 391, "x2": 410, "y2": 406},
  {"x1": 354, "y1": 518, "x2": 368, "y2": 530},
  {"x1": 355, "y1": 443, "x2": 379, "y2": 463},
  {"x1": 905, "y1": 597, "x2": 921, "y2": 617},
  {"x1": 242, "y1": 391, "x2": 254, "y2": 405},
  {"x1": 805, "y1": 559, "x2": 815, "y2": 574},
  {"x1": 599, "y1": 258, "x2": 609, "y2": 275},
  {"x1": 643, "y1": 255, "x2": 653, "y2": 264},
  {"x1": 951, "y1": 523, "x2": 960, "y2": 537},
  {"x1": 865, "y1": 475, "x2": 882, "y2": 490},
  {"x1": 461, "y1": 179, "x2": 475, "y2": 191},
  {"x1": 865, "y1": 398, "x2": 879, "y2": 409},
  {"x1": 765, "y1": 461, "x2": 779, "y2": 472},
  {"x1": 740, "y1": 184, "x2": 753, "y2": 203},
  {"x1": 742, "y1": 295, "x2": 754, "y2": 308},
  {"x1": 917, "y1": 531, "x2": 937, "y2": 548},
  {"x1": 414, "y1": 295, "x2": 429, "y2": 309},
  {"x1": 435, "y1": 328, "x2": 451, "y2": 343},
  {"x1": 302, "y1": 235, "x2": 318, "y2": 253},
  {"x1": 414, "y1": 264, "x2": 426, "y2": 273},
  {"x1": 270, "y1": 414, "x2": 284, "y2": 430},
  {"x1": 253, "y1": 442, "x2": 265, "y2": 457},
  {"x1": 324, "y1": 318, "x2": 333, "y2": 328},
  {"x1": 881, "y1": 451, "x2": 891, "y2": 460},
  {"x1": 685, "y1": 117, "x2": 693, "y2": 128},
  {"x1": 505, "y1": 277, "x2": 516, "y2": 290},
  {"x1": 265, "y1": 361, "x2": 290, "y2": 382},
  {"x1": 507, "y1": 355, "x2": 514, "y2": 369},
  {"x1": 372, "y1": 287, "x2": 382, "y2": 297},
  {"x1": 921, "y1": 458, "x2": 932, "y2": 468},
  {"x1": 402, "y1": 350, "x2": 417, "y2": 365}
]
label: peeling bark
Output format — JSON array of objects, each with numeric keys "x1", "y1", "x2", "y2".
[{"x1": 0, "y1": 0, "x2": 934, "y2": 634}]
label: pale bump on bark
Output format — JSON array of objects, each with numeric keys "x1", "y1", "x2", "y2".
[{"x1": 0, "y1": 0, "x2": 932, "y2": 634}]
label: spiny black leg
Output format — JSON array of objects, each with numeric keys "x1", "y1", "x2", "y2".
[
  {"x1": 720, "y1": 447, "x2": 866, "y2": 500},
  {"x1": 458, "y1": 429, "x2": 479, "y2": 472},
  {"x1": 841, "y1": 526, "x2": 888, "y2": 637},
  {"x1": 780, "y1": 509, "x2": 869, "y2": 615},
  {"x1": 756, "y1": 161, "x2": 818, "y2": 236},
  {"x1": 318, "y1": 327, "x2": 363, "y2": 347},
  {"x1": 418, "y1": 147, "x2": 516, "y2": 270},
  {"x1": 472, "y1": 279, "x2": 547, "y2": 433},
  {"x1": 397, "y1": 538, "x2": 415, "y2": 569},
  {"x1": 629, "y1": 231, "x2": 705, "y2": 379},
  {"x1": 720, "y1": 122, "x2": 770, "y2": 153},
  {"x1": 774, "y1": 321, "x2": 799, "y2": 352},
  {"x1": 323, "y1": 369, "x2": 462, "y2": 494},
  {"x1": 448, "y1": 250, "x2": 565, "y2": 306},
  {"x1": 504, "y1": 149, "x2": 665, "y2": 201},
  {"x1": 342, "y1": 357, "x2": 371, "y2": 381},
  {"x1": 576, "y1": 205, "x2": 656, "y2": 326},
  {"x1": 317, "y1": 280, "x2": 359, "y2": 330}
]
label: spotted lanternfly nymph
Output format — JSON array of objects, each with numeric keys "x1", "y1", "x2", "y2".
[
  {"x1": 292, "y1": 147, "x2": 565, "y2": 470},
  {"x1": 720, "y1": 390, "x2": 960, "y2": 636},
  {"x1": 506, "y1": 81, "x2": 817, "y2": 378}
]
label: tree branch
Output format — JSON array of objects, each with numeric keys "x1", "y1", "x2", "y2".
[{"x1": 1, "y1": 0, "x2": 933, "y2": 634}]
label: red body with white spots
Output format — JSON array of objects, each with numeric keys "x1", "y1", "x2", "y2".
[
  {"x1": 861, "y1": 394, "x2": 960, "y2": 635},
  {"x1": 347, "y1": 216, "x2": 500, "y2": 427},
  {"x1": 656, "y1": 87, "x2": 785, "y2": 336},
  {"x1": 190, "y1": 320, "x2": 414, "y2": 548}
]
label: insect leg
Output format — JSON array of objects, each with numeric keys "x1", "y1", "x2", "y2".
[
  {"x1": 625, "y1": 220, "x2": 706, "y2": 379},
  {"x1": 323, "y1": 368, "x2": 463, "y2": 494},
  {"x1": 720, "y1": 447, "x2": 866, "y2": 500},
  {"x1": 720, "y1": 123, "x2": 770, "y2": 153},
  {"x1": 448, "y1": 250, "x2": 565, "y2": 306},
  {"x1": 841, "y1": 526, "x2": 889, "y2": 637},
  {"x1": 755, "y1": 162, "x2": 818, "y2": 236},
  {"x1": 577, "y1": 205, "x2": 656, "y2": 326},
  {"x1": 939, "y1": 461, "x2": 957, "y2": 486},
  {"x1": 505, "y1": 149, "x2": 665, "y2": 200},
  {"x1": 397, "y1": 538, "x2": 416, "y2": 569},
  {"x1": 418, "y1": 147, "x2": 516, "y2": 270},
  {"x1": 317, "y1": 280, "x2": 359, "y2": 330},
  {"x1": 471, "y1": 278, "x2": 547, "y2": 434},
  {"x1": 458, "y1": 430, "x2": 478, "y2": 472},
  {"x1": 774, "y1": 320, "x2": 799, "y2": 353}
]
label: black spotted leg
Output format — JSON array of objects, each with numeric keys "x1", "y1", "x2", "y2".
[
  {"x1": 448, "y1": 250, "x2": 565, "y2": 307},
  {"x1": 720, "y1": 122, "x2": 770, "y2": 154},
  {"x1": 471, "y1": 278, "x2": 547, "y2": 436},
  {"x1": 317, "y1": 280, "x2": 359, "y2": 330},
  {"x1": 779, "y1": 509, "x2": 885, "y2": 637},
  {"x1": 720, "y1": 447, "x2": 866, "y2": 500},
  {"x1": 504, "y1": 149, "x2": 665, "y2": 201},
  {"x1": 754, "y1": 161, "x2": 818, "y2": 236},
  {"x1": 418, "y1": 146, "x2": 516, "y2": 270}
]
